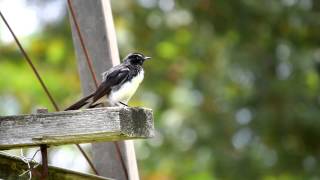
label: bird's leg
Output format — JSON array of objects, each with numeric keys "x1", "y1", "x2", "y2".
[
  {"x1": 89, "y1": 103, "x2": 104, "y2": 108},
  {"x1": 119, "y1": 101, "x2": 129, "y2": 107}
]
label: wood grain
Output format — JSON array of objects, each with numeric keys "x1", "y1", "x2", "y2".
[{"x1": 0, "y1": 107, "x2": 154, "y2": 150}]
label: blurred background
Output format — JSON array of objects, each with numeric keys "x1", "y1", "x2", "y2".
[{"x1": 1, "y1": 0, "x2": 320, "y2": 179}]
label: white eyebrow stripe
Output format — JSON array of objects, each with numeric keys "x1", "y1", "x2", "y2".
[{"x1": 135, "y1": 53, "x2": 143, "y2": 58}]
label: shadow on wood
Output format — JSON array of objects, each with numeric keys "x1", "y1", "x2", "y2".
[{"x1": 0, "y1": 107, "x2": 154, "y2": 150}]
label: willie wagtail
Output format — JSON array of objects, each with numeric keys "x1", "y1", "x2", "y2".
[{"x1": 65, "y1": 52, "x2": 151, "y2": 110}]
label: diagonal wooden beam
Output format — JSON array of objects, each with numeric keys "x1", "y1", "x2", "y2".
[{"x1": 0, "y1": 153, "x2": 113, "y2": 180}]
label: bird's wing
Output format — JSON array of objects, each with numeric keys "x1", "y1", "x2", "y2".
[
  {"x1": 90, "y1": 67, "x2": 130, "y2": 104},
  {"x1": 65, "y1": 65, "x2": 130, "y2": 110}
]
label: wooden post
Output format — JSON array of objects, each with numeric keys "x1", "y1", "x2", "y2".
[
  {"x1": 68, "y1": 1, "x2": 139, "y2": 179},
  {"x1": 40, "y1": 144, "x2": 48, "y2": 180},
  {"x1": 37, "y1": 108, "x2": 49, "y2": 180}
]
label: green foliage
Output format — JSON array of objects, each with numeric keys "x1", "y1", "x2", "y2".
[
  {"x1": 0, "y1": 17, "x2": 80, "y2": 112},
  {"x1": 1, "y1": 0, "x2": 320, "y2": 179}
]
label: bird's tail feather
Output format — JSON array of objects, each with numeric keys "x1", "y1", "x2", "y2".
[{"x1": 65, "y1": 93, "x2": 95, "y2": 111}]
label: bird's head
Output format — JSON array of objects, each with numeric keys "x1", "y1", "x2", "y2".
[{"x1": 124, "y1": 52, "x2": 151, "y2": 66}]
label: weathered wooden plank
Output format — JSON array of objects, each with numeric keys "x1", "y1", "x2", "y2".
[
  {"x1": 0, "y1": 107, "x2": 154, "y2": 150},
  {"x1": 68, "y1": 0, "x2": 141, "y2": 179},
  {"x1": 0, "y1": 153, "x2": 112, "y2": 180}
]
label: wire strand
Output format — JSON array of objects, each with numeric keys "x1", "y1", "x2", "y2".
[
  {"x1": 67, "y1": 0, "x2": 98, "y2": 87},
  {"x1": 115, "y1": 142, "x2": 129, "y2": 179},
  {"x1": 0, "y1": 11, "x2": 59, "y2": 111},
  {"x1": 0, "y1": 10, "x2": 98, "y2": 176},
  {"x1": 76, "y1": 144, "x2": 99, "y2": 175}
]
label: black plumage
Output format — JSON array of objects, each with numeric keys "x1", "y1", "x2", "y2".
[{"x1": 65, "y1": 52, "x2": 151, "y2": 111}]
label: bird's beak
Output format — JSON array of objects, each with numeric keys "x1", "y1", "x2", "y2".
[{"x1": 144, "y1": 56, "x2": 152, "y2": 60}]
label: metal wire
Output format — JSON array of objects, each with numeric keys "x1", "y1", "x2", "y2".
[
  {"x1": 76, "y1": 144, "x2": 99, "y2": 175},
  {"x1": 114, "y1": 142, "x2": 129, "y2": 179},
  {"x1": 0, "y1": 10, "x2": 98, "y2": 176},
  {"x1": 67, "y1": 0, "x2": 98, "y2": 87},
  {"x1": 67, "y1": 1, "x2": 129, "y2": 179},
  {"x1": 0, "y1": 11, "x2": 59, "y2": 111}
]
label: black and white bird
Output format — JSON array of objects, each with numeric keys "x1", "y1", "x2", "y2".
[{"x1": 65, "y1": 52, "x2": 151, "y2": 110}]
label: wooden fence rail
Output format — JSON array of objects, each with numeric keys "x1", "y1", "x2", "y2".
[{"x1": 0, "y1": 107, "x2": 153, "y2": 150}]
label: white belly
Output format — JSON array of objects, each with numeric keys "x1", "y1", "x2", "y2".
[{"x1": 109, "y1": 70, "x2": 144, "y2": 104}]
